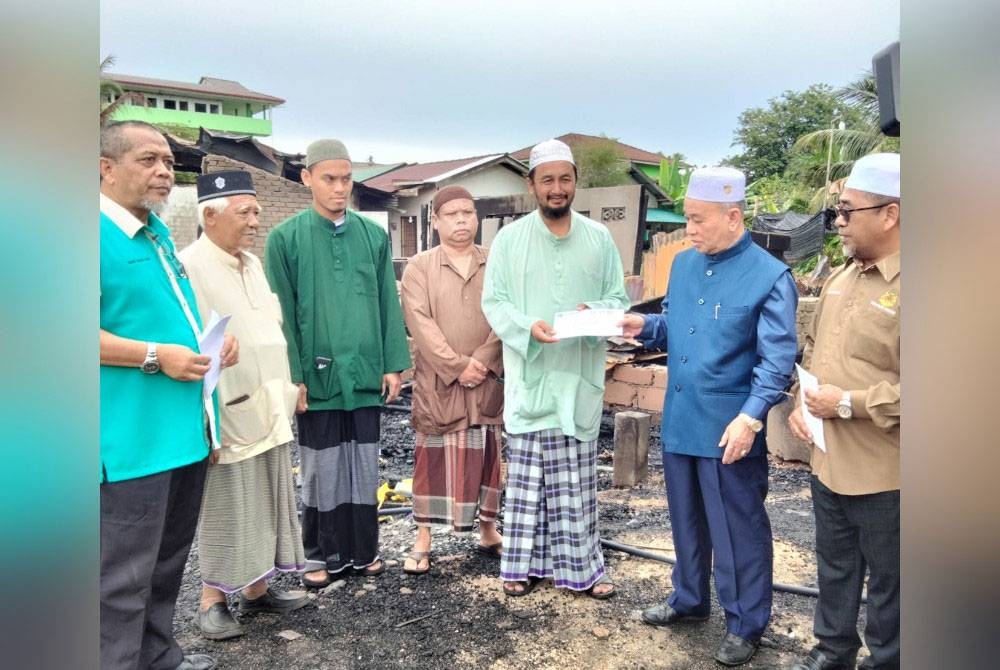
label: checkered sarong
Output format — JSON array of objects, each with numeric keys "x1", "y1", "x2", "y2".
[{"x1": 499, "y1": 429, "x2": 605, "y2": 590}]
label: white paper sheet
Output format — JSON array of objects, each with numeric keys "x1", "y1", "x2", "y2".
[
  {"x1": 198, "y1": 310, "x2": 232, "y2": 397},
  {"x1": 795, "y1": 363, "x2": 826, "y2": 453},
  {"x1": 552, "y1": 308, "x2": 625, "y2": 339}
]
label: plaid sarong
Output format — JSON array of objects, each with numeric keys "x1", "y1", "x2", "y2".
[
  {"x1": 412, "y1": 426, "x2": 502, "y2": 534},
  {"x1": 499, "y1": 429, "x2": 605, "y2": 591}
]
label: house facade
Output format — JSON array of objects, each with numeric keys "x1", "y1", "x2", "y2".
[
  {"x1": 105, "y1": 74, "x2": 284, "y2": 137},
  {"x1": 361, "y1": 154, "x2": 529, "y2": 258}
]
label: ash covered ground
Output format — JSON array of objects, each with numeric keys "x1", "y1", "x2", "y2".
[{"x1": 172, "y1": 402, "x2": 830, "y2": 670}]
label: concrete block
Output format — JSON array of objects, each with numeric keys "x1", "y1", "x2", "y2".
[
  {"x1": 613, "y1": 364, "x2": 654, "y2": 386},
  {"x1": 650, "y1": 365, "x2": 668, "y2": 388},
  {"x1": 636, "y1": 386, "x2": 665, "y2": 413},
  {"x1": 612, "y1": 411, "x2": 651, "y2": 487},
  {"x1": 604, "y1": 380, "x2": 637, "y2": 407},
  {"x1": 765, "y1": 399, "x2": 812, "y2": 464}
]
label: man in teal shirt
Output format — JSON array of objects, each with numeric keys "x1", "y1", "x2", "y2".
[
  {"x1": 265, "y1": 139, "x2": 411, "y2": 586},
  {"x1": 99, "y1": 121, "x2": 238, "y2": 670},
  {"x1": 482, "y1": 139, "x2": 628, "y2": 599}
]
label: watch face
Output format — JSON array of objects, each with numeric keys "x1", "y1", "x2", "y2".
[
  {"x1": 836, "y1": 404, "x2": 852, "y2": 419},
  {"x1": 142, "y1": 361, "x2": 160, "y2": 374}
]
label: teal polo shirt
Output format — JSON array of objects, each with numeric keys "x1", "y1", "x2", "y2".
[{"x1": 100, "y1": 196, "x2": 212, "y2": 483}]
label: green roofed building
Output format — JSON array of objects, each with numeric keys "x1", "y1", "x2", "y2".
[{"x1": 104, "y1": 73, "x2": 284, "y2": 137}]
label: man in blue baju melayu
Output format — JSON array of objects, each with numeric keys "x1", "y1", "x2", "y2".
[{"x1": 620, "y1": 166, "x2": 798, "y2": 667}]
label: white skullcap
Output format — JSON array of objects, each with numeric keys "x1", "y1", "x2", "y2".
[
  {"x1": 528, "y1": 139, "x2": 575, "y2": 171},
  {"x1": 844, "y1": 153, "x2": 900, "y2": 198},
  {"x1": 685, "y1": 166, "x2": 746, "y2": 203}
]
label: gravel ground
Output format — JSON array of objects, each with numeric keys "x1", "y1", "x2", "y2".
[{"x1": 170, "y1": 401, "x2": 829, "y2": 670}]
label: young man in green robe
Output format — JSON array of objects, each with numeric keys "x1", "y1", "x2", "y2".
[{"x1": 265, "y1": 139, "x2": 411, "y2": 586}]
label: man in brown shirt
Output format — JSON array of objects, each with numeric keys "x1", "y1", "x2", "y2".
[
  {"x1": 787, "y1": 153, "x2": 900, "y2": 670},
  {"x1": 399, "y1": 186, "x2": 505, "y2": 574}
]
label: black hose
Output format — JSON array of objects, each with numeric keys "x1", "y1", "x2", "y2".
[{"x1": 600, "y1": 537, "x2": 865, "y2": 603}]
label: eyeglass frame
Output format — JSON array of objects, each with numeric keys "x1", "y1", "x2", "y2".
[{"x1": 829, "y1": 202, "x2": 890, "y2": 223}]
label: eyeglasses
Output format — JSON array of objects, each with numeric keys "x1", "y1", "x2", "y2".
[{"x1": 831, "y1": 203, "x2": 889, "y2": 223}]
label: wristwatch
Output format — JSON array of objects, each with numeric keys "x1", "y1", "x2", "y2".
[
  {"x1": 740, "y1": 413, "x2": 764, "y2": 433},
  {"x1": 141, "y1": 342, "x2": 160, "y2": 374},
  {"x1": 836, "y1": 391, "x2": 853, "y2": 419}
]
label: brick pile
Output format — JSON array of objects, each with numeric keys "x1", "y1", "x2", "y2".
[{"x1": 603, "y1": 363, "x2": 667, "y2": 415}]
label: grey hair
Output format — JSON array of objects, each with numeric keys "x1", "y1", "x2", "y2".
[
  {"x1": 197, "y1": 197, "x2": 230, "y2": 225},
  {"x1": 100, "y1": 120, "x2": 165, "y2": 160}
]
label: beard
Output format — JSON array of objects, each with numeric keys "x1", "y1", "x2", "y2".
[
  {"x1": 140, "y1": 197, "x2": 168, "y2": 215},
  {"x1": 538, "y1": 193, "x2": 573, "y2": 219}
]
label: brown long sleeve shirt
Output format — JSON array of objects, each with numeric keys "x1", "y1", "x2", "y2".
[
  {"x1": 400, "y1": 245, "x2": 503, "y2": 435},
  {"x1": 802, "y1": 251, "x2": 900, "y2": 494}
]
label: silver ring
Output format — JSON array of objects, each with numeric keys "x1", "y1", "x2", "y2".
[{"x1": 740, "y1": 450, "x2": 748, "y2": 456}]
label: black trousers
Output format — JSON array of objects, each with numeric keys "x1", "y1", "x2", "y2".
[
  {"x1": 810, "y1": 476, "x2": 900, "y2": 669},
  {"x1": 100, "y1": 458, "x2": 208, "y2": 670}
]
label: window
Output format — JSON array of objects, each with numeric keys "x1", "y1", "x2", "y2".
[
  {"x1": 178, "y1": 101, "x2": 189, "y2": 111},
  {"x1": 209, "y1": 104, "x2": 219, "y2": 114},
  {"x1": 163, "y1": 99, "x2": 177, "y2": 110},
  {"x1": 194, "y1": 102, "x2": 206, "y2": 113},
  {"x1": 146, "y1": 97, "x2": 157, "y2": 107}
]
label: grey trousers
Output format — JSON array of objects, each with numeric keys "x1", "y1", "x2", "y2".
[
  {"x1": 810, "y1": 476, "x2": 900, "y2": 670},
  {"x1": 100, "y1": 458, "x2": 207, "y2": 670}
]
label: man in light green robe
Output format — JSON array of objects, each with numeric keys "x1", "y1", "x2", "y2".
[{"x1": 482, "y1": 139, "x2": 628, "y2": 599}]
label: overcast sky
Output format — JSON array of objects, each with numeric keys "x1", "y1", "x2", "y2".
[{"x1": 100, "y1": 0, "x2": 899, "y2": 167}]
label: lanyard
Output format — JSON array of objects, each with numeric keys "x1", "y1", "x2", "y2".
[{"x1": 145, "y1": 230, "x2": 221, "y2": 450}]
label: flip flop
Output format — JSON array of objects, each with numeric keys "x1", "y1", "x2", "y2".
[
  {"x1": 586, "y1": 574, "x2": 616, "y2": 600},
  {"x1": 357, "y1": 559, "x2": 386, "y2": 577},
  {"x1": 502, "y1": 577, "x2": 540, "y2": 598},
  {"x1": 402, "y1": 551, "x2": 430, "y2": 575},
  {"x1": 476, "y1": 542, "x2": 503, "y2": 559}
]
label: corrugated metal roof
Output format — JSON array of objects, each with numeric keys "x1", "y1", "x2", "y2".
[
  {"x1": 511, "y1": 133, "x2": 665, "y2": 165},
  {"x1": 107, "y1": 73, "x2": 285, "y2": 105},
  {"x1": 361, "y1": 154, "x2": 526, "y2": 193}
]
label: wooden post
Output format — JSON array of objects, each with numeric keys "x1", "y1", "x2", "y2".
[{"x1": 612, "y1": 411, "x2": 651, "y2": 487}]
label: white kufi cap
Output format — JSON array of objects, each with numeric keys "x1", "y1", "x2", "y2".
[
  {"x1": 844, "y1": 153, "x2": 900, "y2": 198},
  {"x1": 685, "y1": 166, "x2": 746, "y2": 203},
  {"x1": 528, "y1": 139, "x2": 575, "y2": 171}
]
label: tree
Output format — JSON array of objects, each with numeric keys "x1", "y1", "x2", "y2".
[
  {"x1": 100, "y1": 55, "x2": 148, "y2": 127},
  {"x1": 574, "y1": 136, "x2": 631, "y2": 188},
  {"x1": 724, "y1": 84, "x2": 866, "y2": 183},
  {"x1": 788, "y1": 74, "x2": 901, "y2": 190}
]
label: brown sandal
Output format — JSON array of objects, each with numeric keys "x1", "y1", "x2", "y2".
[{"x1": 402, "y1": 551, "x2": 430, "y2": 575}]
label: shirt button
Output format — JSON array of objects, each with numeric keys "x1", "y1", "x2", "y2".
[
  {"x1": 706, "y1": 270, "x2": 713, "y2": 276},
  {"x1": 681, "y1": 356, "x2": 688, "y2": 363},
  {"x1": 688, "y1": 327, "x2": 695, "y2": 334},
  {"x1": 698, "y1": 298, "x2": 705, "y2": 305},
  {"x1": 675, "y1": 384, "x2": 682, "y2": 392}
]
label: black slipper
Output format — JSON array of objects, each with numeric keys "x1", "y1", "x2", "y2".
[
  {"x1": 357, "y1": 559, "x2": 386, "y2": 577},
  {"x1": 586, "y1": 575, "x2": 617, "y2": 600},
  {"x1": 476, "y1": 542, "x2": 503, "y2": 559},
  {"x1": 301, "y1": 572, "x2": 331, "y2": 589},
  {"x1": 502, "y1": 577, "x2": 540, "y2": 598}
]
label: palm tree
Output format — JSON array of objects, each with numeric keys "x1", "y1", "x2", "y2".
[
  {"x1": 100, "y1": 55, "x2": 145, "y2": 126},
  {"x1": 789, "y1": 74, "x2": 900, "y2": 204}
]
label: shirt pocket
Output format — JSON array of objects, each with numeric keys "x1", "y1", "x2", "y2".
[
  {"x1": 714, "y1": 305, "x2": 754, "y2": 339},
  {"x1": 353, "y1": 264, "x2": 377, "y2": 296},
  {"x1": 850, "y1": 304, "x2": 898, "y2": 367}
]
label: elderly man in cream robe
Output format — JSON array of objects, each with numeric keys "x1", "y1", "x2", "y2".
[{"x1": 178, "y1": 170, "x2": 307, "y2": 640}]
